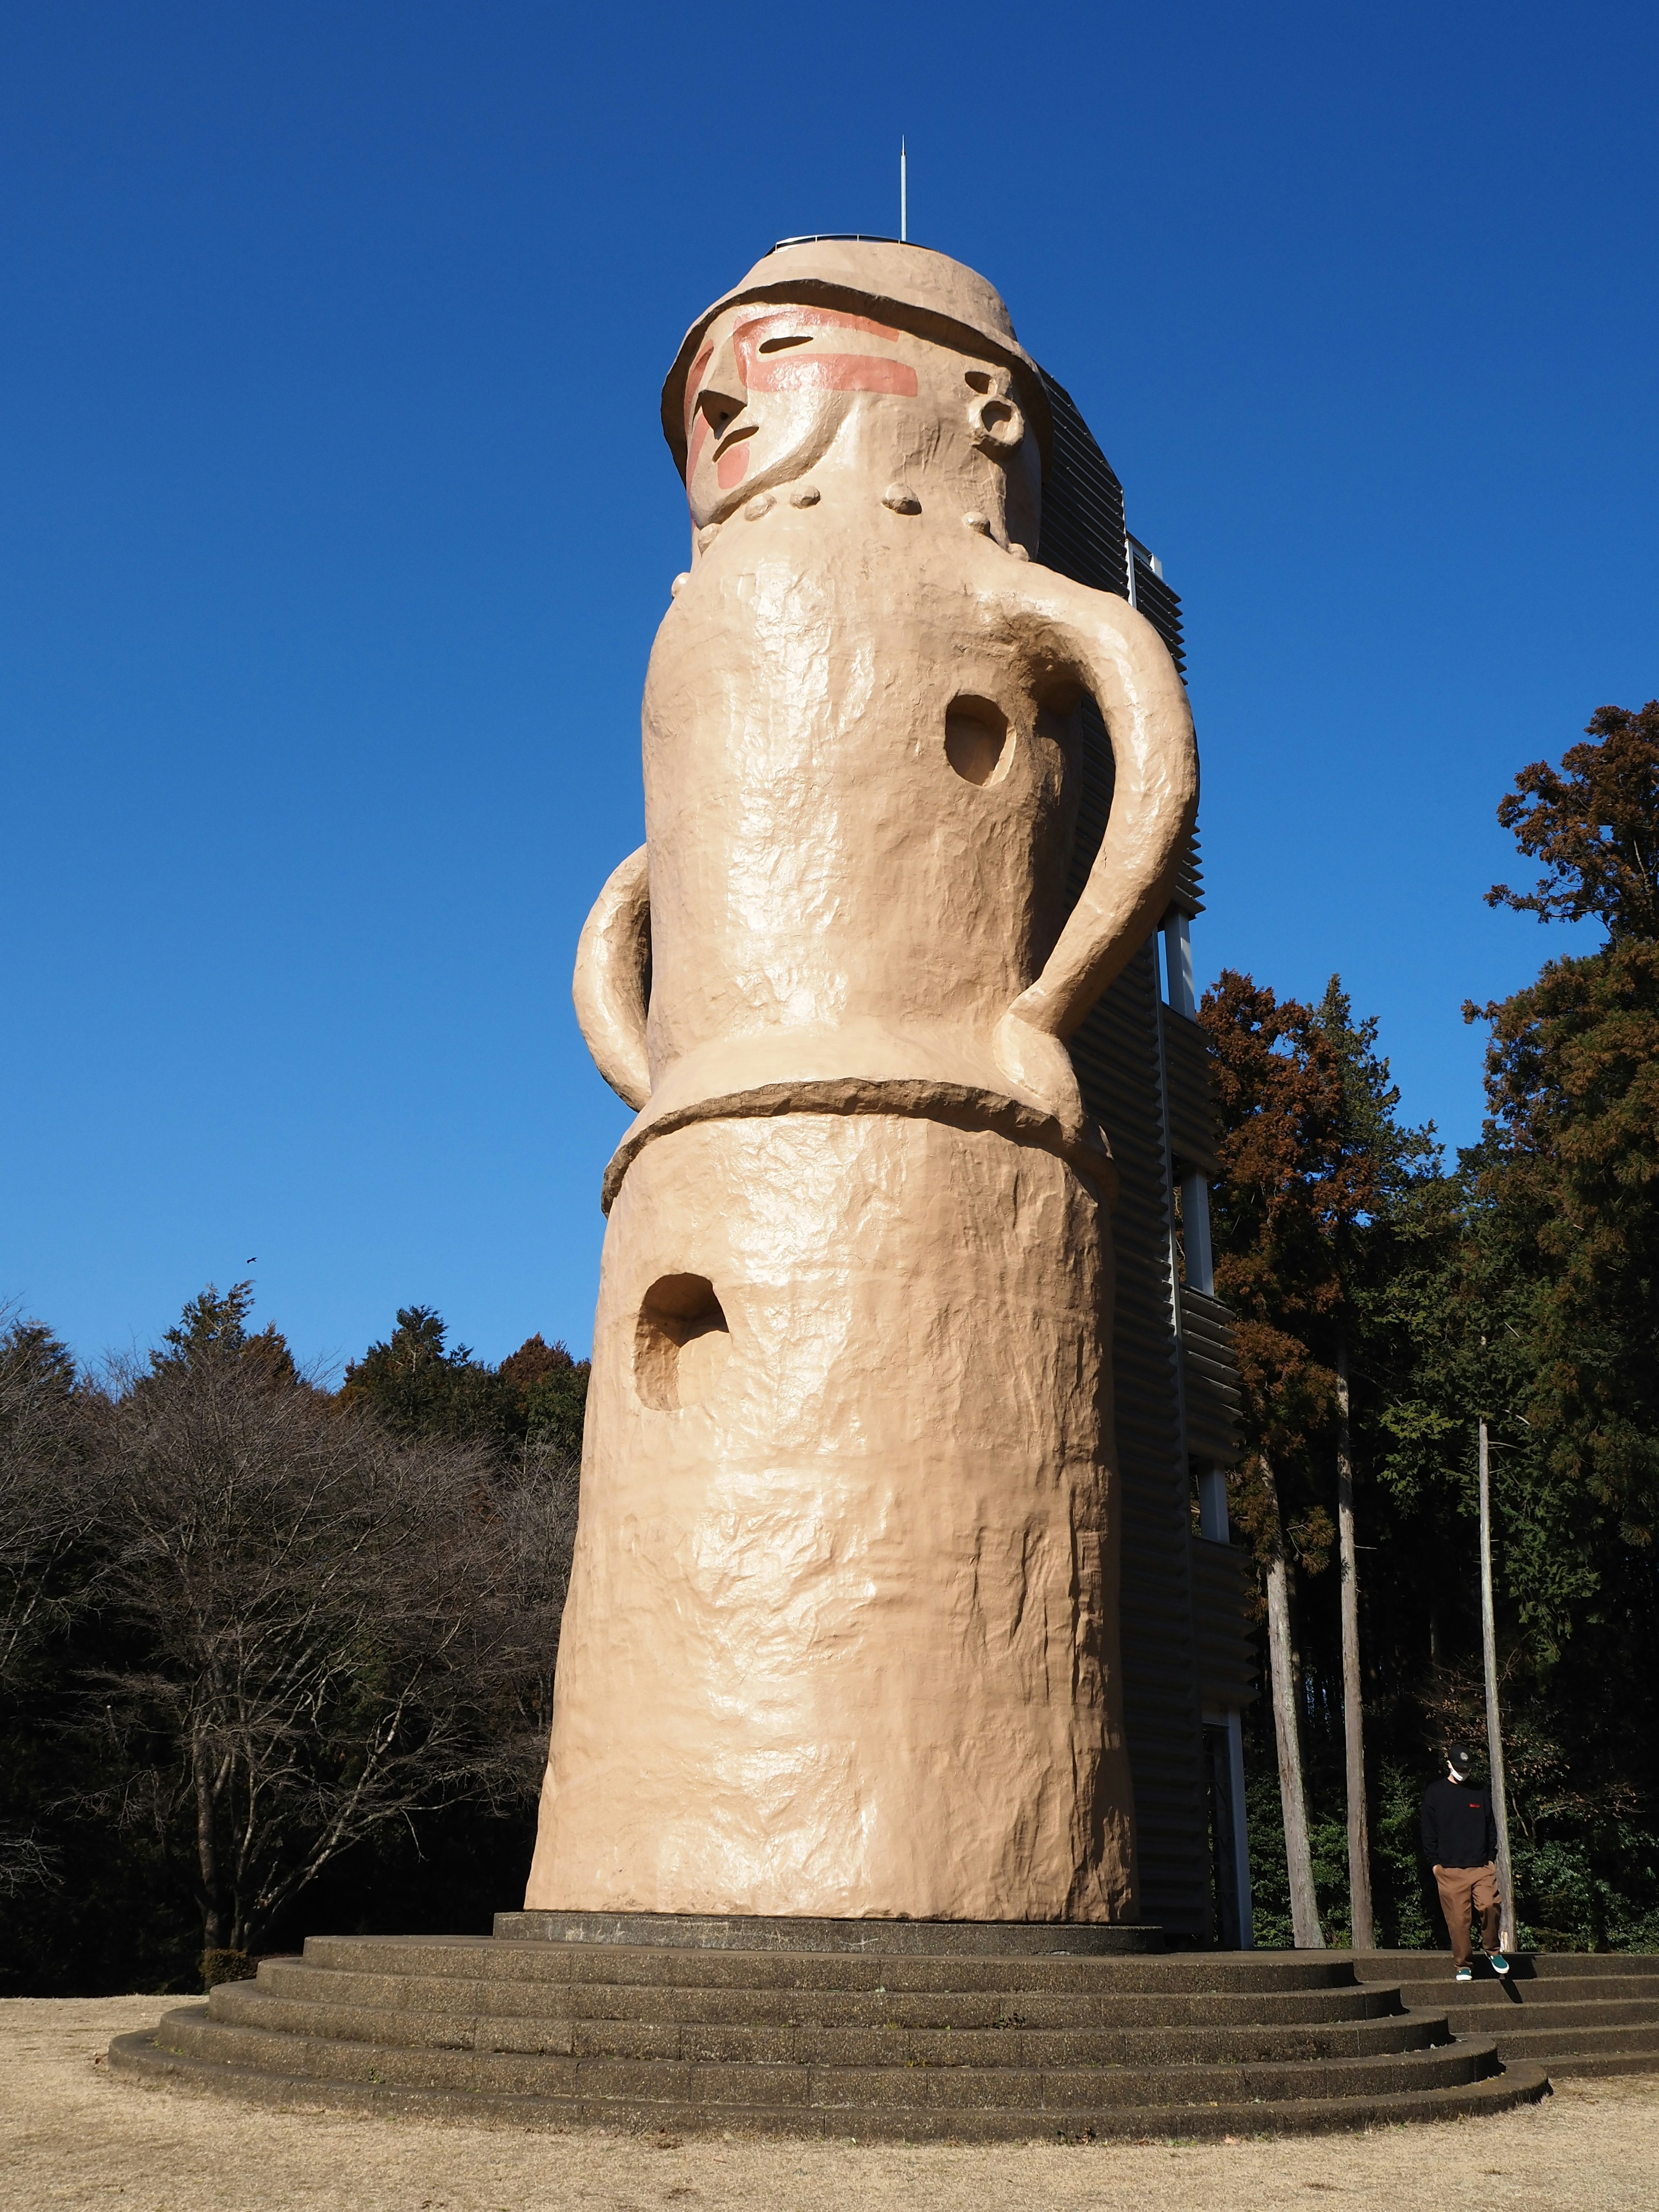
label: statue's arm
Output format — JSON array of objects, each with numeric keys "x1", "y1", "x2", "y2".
[
  {"x1": 1004, "y1": 569, "x2": 1197, "y2": 1033},
  {"x1": 572, "y1": 845, "x2": 652, "y2": 1110},
  {"x1": 980, "y1": 563, "x2": 1196, "y2": 1112}
]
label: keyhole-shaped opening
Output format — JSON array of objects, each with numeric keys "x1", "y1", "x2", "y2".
[
  {"x1": 944, "y1": 697, "x2": 1014, "y2": 787},
  {"x1": 635, "y1": 1274, "x2": 731, "y2": 1411}
]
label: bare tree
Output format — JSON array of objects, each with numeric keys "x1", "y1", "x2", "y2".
[
  {"x1": 0, "y1": 1317, "x2": 88, "y2": 1896},
  {"x1": 80, "y1": 1307, "x2": 577, "y2": 1961}
]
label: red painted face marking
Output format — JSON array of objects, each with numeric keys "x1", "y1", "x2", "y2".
[
  {"x1": 683, "y1": 345, "x2": 714, "y2": 440},
  {"x1": 686, "y1": 308, "x2": 915, "y2": 493},
  {"x1": 751, "y1": 353, "x2": 919, "y2": 397},
  {"x1": 738, "y1": 306, "x2": 902, "y2": 344},
  {"x1": 684, "y1": 344, "x2": 717, "y2": 482},
  {"x1": 734, "y1": 308, "x2": 917, "y2": 399},
  {"x1": 687, "y1": 410, "x2": 712, "y2": 481}
]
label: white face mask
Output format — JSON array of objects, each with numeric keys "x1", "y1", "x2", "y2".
[{"x1": 1447, "y1": 1765, "x2": 1466, "y2": 1782}]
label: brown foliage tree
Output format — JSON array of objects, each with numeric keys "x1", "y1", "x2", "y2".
[
  {"x1": 1201, "y1": 968, "x2": 1381, "y2": 1529},
  {"x1": 1200, "y1": 970, "x2": 1385, "y2": 1945}
]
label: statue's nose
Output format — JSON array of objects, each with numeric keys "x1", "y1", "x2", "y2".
[
  {"x1": 693, "y1": 330, "x2": 749, "y2": 447},
  {"x1": 696, "y1": 375, "x2": 748, "y2": 443}
]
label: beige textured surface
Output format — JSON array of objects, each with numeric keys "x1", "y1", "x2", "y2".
[
  {"x1": 541, "y1": 243, "x2": 1196, "y2": 1923},
  {"x1": 528, "y1": 1112, "x2": 1132, "y2": 1919},
  {"x1": 12, "y1": 1999, "x2": 1659, "y2": 2210}
]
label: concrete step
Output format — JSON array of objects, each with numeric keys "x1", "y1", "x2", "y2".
[
  {"x1": 108, "y1": 2013, "x2": 1548, "y2": 2140},
  {"x1": 1422, "y1": 1997, "x2": 1659, "y2": 2032},
  {"x1": 210, "y1": 1981, "x2": 1444, "y2": 2068},
  {"x1": 1346, "y1": 1951, "x2": 1659, "y2": 2077},
  {"x1": 257, "y1": 1959, "x2": 1401, "y2": 2030},
  {"x1": 1532, "y1": 2051, "x2": 1659, "y2": 2080},
  {"x1": 1352, "y1": 1950, "x2": 1659, "y2": 1983},
  {"x1": 166, "y1": 1999, "x2": 1495, "y2": 2097},
  {"x1": 1472, "y1": 2021, "x2": 1659, "y2": 2062},
  {"x1": 1387, "y1": 1977, "x2": 1659, "y2": 2012},
  {"x1": 1405, "y1": 1983, "x2": 1659, "y2": 2014},
  {"x1": 159, "y1": 2002, "x2": 1494, "y2": 2104},
  {"x1": 495, "y1": 1909, "x2": 1168, "y2": 1957},
  {"x1": 300, "y1": 1934, "x2": 1369, "y2": 1997}
]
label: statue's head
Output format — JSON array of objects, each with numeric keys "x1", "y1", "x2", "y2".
[{"x1": 662, "y1": 239, "x2": 1050, "y2": 545}]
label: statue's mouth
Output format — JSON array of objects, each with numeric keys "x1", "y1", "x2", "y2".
[{"x1": 713, "y1": 423, "x2": 758, "y2": 461}]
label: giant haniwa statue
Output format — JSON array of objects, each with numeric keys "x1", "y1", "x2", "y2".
[{"x1": 525, "y1": 238, "x2": 1197, "y2": 1925}]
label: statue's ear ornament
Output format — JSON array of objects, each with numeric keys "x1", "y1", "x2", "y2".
[{"x1": 965, "y1": 366, "x2": 1025, "y2": 457}]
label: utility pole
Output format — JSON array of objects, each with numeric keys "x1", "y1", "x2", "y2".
[
  {"x1": 1478, "y1": 1418, "x2": 1518, "y2": 1950},
  {"x1": 1263, "y1": 1465, "x2": 1323, "y2": 1947},
  {"x1": 1336, "y1": 1342, "x2": 1374, "y2": 1950}
]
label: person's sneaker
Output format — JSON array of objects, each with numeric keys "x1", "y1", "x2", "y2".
[
  {"x1": 1456, "y1": 1964, "x2": 1474, "y2": 1980},
  {"x1": 1491, "y1": 1952, "x2": 1512, "y2": 1976}
]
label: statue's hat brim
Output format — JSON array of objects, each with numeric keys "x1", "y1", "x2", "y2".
[{"x1": 661, "y1": 236, "x2": 1052, "y2": 477}]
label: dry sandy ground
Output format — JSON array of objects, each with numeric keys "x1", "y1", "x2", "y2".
[{"x1": 5, "y1": 1997, "x2": 1657, "y2": 2212}]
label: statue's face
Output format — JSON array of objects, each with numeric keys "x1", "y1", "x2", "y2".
[{"x1": 683, "y1": 302, "x2": 924, "y2": 525}]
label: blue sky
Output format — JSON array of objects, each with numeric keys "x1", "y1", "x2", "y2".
[{"x1": 1, "y1": 2, "x2": 1653, "y2": 1371}]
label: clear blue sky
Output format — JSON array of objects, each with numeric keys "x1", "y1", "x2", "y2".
[{"x1": 2, "y1": 2, "x2": 1653, "y2": 1373}]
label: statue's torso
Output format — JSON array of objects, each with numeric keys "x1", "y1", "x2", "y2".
[{"x1": 641, "y1": 506, "x2": 1081, "y2": 1106}]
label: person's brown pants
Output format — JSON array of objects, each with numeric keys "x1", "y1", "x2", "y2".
[{"x1": 1435, "y1": 1862, "x2": 1500, "y2": 1964}]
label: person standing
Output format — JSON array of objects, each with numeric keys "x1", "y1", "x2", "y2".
[{"x1": 1421, "y1": 1742, "x2": 1511, "y2": 1980}]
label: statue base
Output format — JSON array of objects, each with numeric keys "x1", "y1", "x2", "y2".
[
  {"x1": 108, "y1": 1919, "x2": 1545, "y2": 2137},
  {"x1": 494, "y1": 1908, "x2": 1163, "y2": 1956}
]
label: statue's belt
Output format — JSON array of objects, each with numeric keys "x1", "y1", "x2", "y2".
[{"x1": 601, "y1": 1077, "x2": 1116, "y2": 1214}]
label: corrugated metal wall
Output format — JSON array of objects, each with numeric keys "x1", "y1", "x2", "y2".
[{"x1": 1037, "y1": 372, "x2": 1250, "y2": 1940}]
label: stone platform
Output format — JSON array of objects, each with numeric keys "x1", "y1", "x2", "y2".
[{"x1": 108, "y1": 1914, "x2": 1549, "y2": 2139}]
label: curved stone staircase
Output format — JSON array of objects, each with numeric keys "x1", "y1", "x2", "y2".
[
  {"x1": 109, "y1": 1916, "x2": 1548, "y2": 2140},
  {"x1": 1352, "y1": 1951, "x2": 1659, "y2": 2079}
]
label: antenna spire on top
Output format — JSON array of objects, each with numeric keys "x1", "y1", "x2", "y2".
[{"x1": 900, "y1": 137, "x2": 908, "y2": 243}]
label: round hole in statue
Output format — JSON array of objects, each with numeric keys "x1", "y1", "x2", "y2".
[
  {"x1": 944, "y1": 696, "x2": 1014, "y2": 787},
  {"x1": 634, "y1": 1274, "x2": 731, "y2": 1411}
]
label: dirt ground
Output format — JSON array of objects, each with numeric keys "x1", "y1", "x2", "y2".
[{"x1": 5, "y1": 1997, "x2": 1656, "y2": 2212}]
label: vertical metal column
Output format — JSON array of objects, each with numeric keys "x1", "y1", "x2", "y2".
[{"x1": 1163, "y1": 903, "x2": 1254, "y2": 1948}]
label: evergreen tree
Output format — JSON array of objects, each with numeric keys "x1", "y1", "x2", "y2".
[
  {"x1": 1487, "y1": 699, "x2": 1659, "y2": 939},
  {"x1": 340, "y1": 1305, "x2": 517, "y2": 1443},
  {"x1": 150, "y1": 1280, "x2": 295, "y2": 1382},
  {"x1": 340, "y1": 1309, "x2": 590, "y2": 1459},
  {"x1": 1443, "y1": 702, "x2": 1659, "y2": 1941},
  {"x1": 497, "y1": 1333, "x2": 590, "y2": 1461},
  {"x1": 0, "y1": 1317, "x2": 87, "y2": 1901}
]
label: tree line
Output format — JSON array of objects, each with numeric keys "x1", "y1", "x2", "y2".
[
  {"x1": 0, "y1": 1293, "x2": 587, "y2": 1994},
  {"x1": 1211, "y1": 701, "x2": 1659, "y2": 1952}
]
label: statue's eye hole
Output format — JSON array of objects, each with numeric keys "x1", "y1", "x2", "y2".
[
  {"x1": 758, "y1": 333, "x2": 813, "y2": 353},
  {"x1": 964, "y1": 369, "x2": 994, "y2": 393}
]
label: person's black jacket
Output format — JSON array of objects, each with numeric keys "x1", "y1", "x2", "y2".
[{"x1": 1421, "y1": 1778, "x2": 1498, "y2": 1867}]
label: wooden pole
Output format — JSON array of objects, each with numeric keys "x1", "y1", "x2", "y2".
[
  {"x1": 1335, "y1": 1342, "x2": 1374, "y2": 1950},
  {"x1": 1478, "y1": 1419, "x2": 1518, "y2": 1950},
  {"x1": 1263, "y1": 1458, "x2": 1323, "y2": 1947}
]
